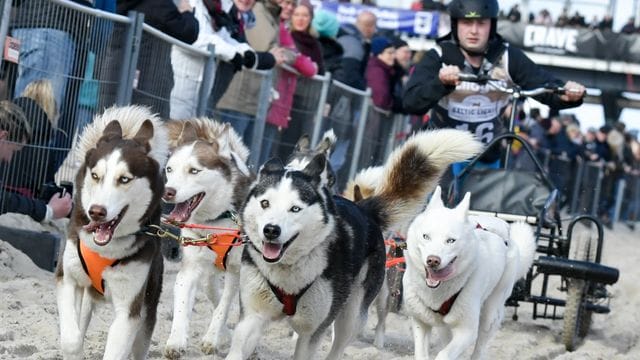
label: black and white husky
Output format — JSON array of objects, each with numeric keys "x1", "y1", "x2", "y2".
[
  {"x1": 225, "y1": 129, "x2": 483, "y2": 360},
  {"x1": 55, "y1": 106, "x2": 168, "y2": 359},
  {"x1": 162, "y1": 119, "x2": 252, "y2": 358}
]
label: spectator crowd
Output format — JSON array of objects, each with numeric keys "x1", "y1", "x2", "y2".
[{"x1": 0, "y1": 0, "x2": 637, "y2": 230}]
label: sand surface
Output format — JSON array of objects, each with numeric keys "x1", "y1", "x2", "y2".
[{"x1": 0, "y1": 213, "x2": 637, "y2": 359}]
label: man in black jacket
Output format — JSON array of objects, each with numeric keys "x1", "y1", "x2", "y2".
[
  {"x1": 0, "y1": 101, "x2": 71, "y2": 222},
  {"x1": 403, "y1": 0, "x2": 585, "y2": 171},
  {"x1": 116, "y1": 0, "x2": 200, "y2": 118}
]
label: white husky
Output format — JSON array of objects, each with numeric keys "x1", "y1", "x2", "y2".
[
  {"x1": 403, "y1": 186, "x2": 536, "y2": 360},
  {"x1": 55, "y1": 106, "x2": 168, "y2": 359},
  {"x1": 162, "y1": 119, "x2": 252, "y2": 358}
]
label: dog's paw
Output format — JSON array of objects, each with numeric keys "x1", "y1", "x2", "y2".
[
  {"x1": 163, "y1": 345, "x2": 186, "y2": 359},
  {"x1": 60, "y1": 332, "x2": 83, "y2": 359},
  {"x1": 373, "y1": 334, "x2": 385, "y2": 349},
  {"x1": 200, "y1": 340, "x2": 216, "y2": 355}
]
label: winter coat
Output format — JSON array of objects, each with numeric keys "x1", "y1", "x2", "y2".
[
  {"x1": 333, "y1": 24, "x2": 369, "y2": 90},
  {"x1": 216, "y1": 1, "x2": 279, "y2": 116},
  {"x1": 291, "y1": 30, "x2": 324, "y2": 75},
  {"x1": 171, "y1": 0, "x2": 254, "y2": 118},
  {"x1": 365, "y1": 56, "x2": 395, "y2": 111},
  {"x1": 317, "y1": 36, "x2": 344, "y2": 76},
  {"x1": 266, "y1": 21, "x2": 317, "y2": 128},
  {"x1": 4, "y1": 97, "x2": 63, "y2": 197}
]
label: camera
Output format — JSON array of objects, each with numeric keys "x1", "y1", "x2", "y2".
[{"x1": 38, "y1": 181, "x2": 73, "y2": 201}]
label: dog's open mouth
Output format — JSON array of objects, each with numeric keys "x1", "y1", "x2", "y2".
[
  {"x1": 425, "y1": 257, "x2": 457, "y2": 288},
  {"x1": 166, "y1": 192, "x2": 205, "y2": 223},
  {"x1": 83, "y1": 206, "x2": 128, "y2": 246},
  {"x1": 262, "y1": 233, "x2": 298, "y2": 263}
]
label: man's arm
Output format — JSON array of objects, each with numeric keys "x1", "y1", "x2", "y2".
[
  {"x1": 508, "y1": 47, "x2": 584, "y2": 109},
  {"x1": 403, "y1": 49, "x2": 456, "y2": 115},
  {"x1": 0, "y1": 191, "x2": 47, "y2": 222}
]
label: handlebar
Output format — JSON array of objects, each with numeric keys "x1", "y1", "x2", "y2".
[{"x1": 456, "y1": 73, "x2": 581, "y2": 97}]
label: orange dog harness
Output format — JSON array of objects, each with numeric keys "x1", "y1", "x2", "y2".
[
  {"x1": 77, "y1": 240, "x2": 119, "y2": 295},
  {"x1": 207, "y1": 232, "x2": 241, "y2": 270}
]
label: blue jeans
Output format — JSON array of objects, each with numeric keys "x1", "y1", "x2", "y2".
[
  {"x1": 258, "y1": 124, "x2": 280, "y2": 166},
  {"x1": 12, "y1": 28, "x2": 76, "y2": 115},
  {"x1": 218, "y1": 109, "x2": 254, "y2": 144}
]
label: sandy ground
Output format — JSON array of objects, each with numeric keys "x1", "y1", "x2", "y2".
[{"x1": 0, "y1": 213, "x2": 638, "y2": 360}]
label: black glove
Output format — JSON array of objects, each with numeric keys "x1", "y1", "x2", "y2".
[
  {"x1": 230, "y1": 52, "x2": 244, "y2": 72},
  {"x1": 255, "y1": 51, "x2": 276, "y2": 70},
  {"x1": 242, "y1": 50, "x2": 256, "y2": 69}
]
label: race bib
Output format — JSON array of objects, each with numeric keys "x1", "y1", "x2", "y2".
[{"x1": 448, "y1": 95, "x2": 498, "y2": 122}]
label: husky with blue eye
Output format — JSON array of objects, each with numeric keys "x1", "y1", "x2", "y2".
[
  {"x1": 226, "y1": 129, "x2": 483, "y2": 360},
  {"x1": 162, "y1": 118, "x2": 252, "y2": 358},
  {"x1": 55, "y1": 106, "x2": 168, "y2": 360}
]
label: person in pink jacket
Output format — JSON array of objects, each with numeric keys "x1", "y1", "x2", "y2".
[{"x1": 259, "y1": 0, "x2": 317, "y2": 165}]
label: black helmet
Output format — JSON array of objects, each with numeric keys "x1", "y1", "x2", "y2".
[
  {"x1": 448, "y1": 0, "x2": 499, "y2": 20},
  {"x1": 448, "y1": 0, "x2": 499, "y2": 47}
]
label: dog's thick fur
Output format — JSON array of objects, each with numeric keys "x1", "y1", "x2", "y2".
[
  {"x1": 403, "y1": 186, "x2": 536, "y2": 360},
  {"x1": 55, "y1": 106, "x2": 168, "y2": 359},
  {"x1": 225, "y1": 129, "x2": 482, "y2": 360},
  {"x1": 162, "y1": 118, "x2": 253, "y2": 358}
]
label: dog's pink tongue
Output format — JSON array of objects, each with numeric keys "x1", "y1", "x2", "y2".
[
  {"x1": 94, "y1": 224, "x2": 113, "y2": 246},
  {"x1": 427, "y1": 264, "x2": 454, "y2": 282},
  {"x1": 167, "y1": 202, "x2": 190, "y2": 222},
  {"x1": 262, "y1": 242, "x2": 283, "y2": 260}
]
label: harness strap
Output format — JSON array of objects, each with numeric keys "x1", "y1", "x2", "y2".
[
  {"x1": 267, "y1": 280, "x2": 313, "y2": 316},
  {"x1": 77, "y1": 240, "x2": 120, "y2": 295},
  {"x1": 431, "y1": 289, "x2": 461, "y2": 316},
  {"x1": 207, "y1": 232, "x2": 241, "y2": 270}
]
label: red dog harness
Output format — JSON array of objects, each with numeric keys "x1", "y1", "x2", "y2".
[
  {"x1": 431, "y1": 290, "x2": 461, "y2": 316},
  {"x1": 267, "y1": 281, "x2": 312, "y2": 316}
]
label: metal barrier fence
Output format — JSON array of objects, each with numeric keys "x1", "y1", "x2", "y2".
[{"x1": 0, "y1": 0, "x2": 636, "y2": 229}]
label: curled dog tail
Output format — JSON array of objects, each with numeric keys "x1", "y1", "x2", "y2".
[
  {"x1": 509, "y1": 222, "x2": 537, "y2": 278},
  {"x1": 359, "y1": 129, "x2": 483, "y2": 232}
]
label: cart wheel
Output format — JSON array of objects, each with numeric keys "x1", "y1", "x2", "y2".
[
  {"x1": 563, "y1": 278, "x2": 587, "y2": 351},
  {"x1": 563, "y1": 222, "x2": 596, "y2": 350}
]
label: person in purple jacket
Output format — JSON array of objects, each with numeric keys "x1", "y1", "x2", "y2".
[{"x1": 359, "y1": 36, "x2": 401, "y2": 166}]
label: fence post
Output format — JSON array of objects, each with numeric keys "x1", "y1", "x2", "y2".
[
  {"x1": 612, "y1": 178, "x2": 626, "y2": 224},
  {"x1": 0, "y1": 0, "x2": 11, "y2": 71},
  {"x1": 570, "y1": 158, "x2": 585, "y2": 215},
  {"x1": 311, "y1": 72, "x2": 331, "y2": 147},
  {"x1": 248, "y1": 69, "x2": 274, "y2": 168},
  {"x1": 348, "y1": 88, "x2": 372, "y2": 181},
  {"x1": 196, "y1": 44, "x2": 216, "y2": 117},
  {"x1": 591, "y1": 163, "x2": 604, "y2": 216},
  {"x1": 116, "y1": 11, "x2": 144, "y2": 106}
]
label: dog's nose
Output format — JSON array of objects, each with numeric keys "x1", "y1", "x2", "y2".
[
  {"x1": 88, "y1": 205, "x2": 107, "y2": 221},
  {"x1": 164, "y1": 187, "x2": 176, "y2": 201},
  {"x1": 263, "y1": 224, "x2": 281, "y2": 240},
  {"x1": 426, "y1": 255, "x2": 441, "y2": 268}
]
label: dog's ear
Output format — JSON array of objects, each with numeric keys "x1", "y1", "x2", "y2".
[
  {"x1": 133, "y1": 120, "x2": 154, "y2": 149},
  {"x1": 259, "y1": 157, "x2": 284, "y2": 178},
  {"x1": 217, "y1": 123, "x2": 233, "y2": 159},
  {"x1": 426, "y1": 186, "x2": 444, "y2": 211},
  {"x1": 353, "y1": 184, "x2": 363, "y2": 202},
  {"x1": 302, "y1": 153, "x2": 326, "y2": 182},
  {"x1": 456, "y1": 191, "x2": 471, "y2": 216},
  {"x1": 294, "y1": 134, "x2": 311, "y2": 152},
  {"x1": 178, "y1": 121, "x2": 198, "y2": 146},
  {"x1": 316, "y1": 129, "x2": 337, "y2": 155},
  {"x1": 101, "y1": 120, "x2": 123, "y2": 141}
]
